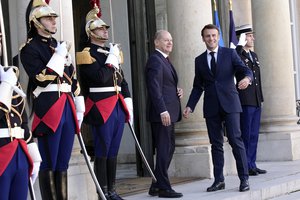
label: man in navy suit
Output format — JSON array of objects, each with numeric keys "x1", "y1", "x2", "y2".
[
  {"x1": 183, "y1": 24, "x2": 252, "y2": 192},
  {"x1": 146, "y1": 30, "x2": 183, "y2": 198}
]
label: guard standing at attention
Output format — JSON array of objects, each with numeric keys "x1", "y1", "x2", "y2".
[
  {"x1": 20, "y1": 0, "x2": 85, "y2": 199},
  {"x1": 77, "y1": 4, "x2": 133, "y2": 200}
]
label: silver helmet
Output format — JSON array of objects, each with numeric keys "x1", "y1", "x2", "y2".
[
  {"x1": 85, "y1": 5, "x2": 109, "y2": 41},
  {"x1": 29, "y1": 0, "x2": 58, "y2": 34}
]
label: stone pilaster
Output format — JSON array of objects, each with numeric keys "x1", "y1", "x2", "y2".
[{"x1": 252, "y1": 0, "x2": 300, "y2": 161}]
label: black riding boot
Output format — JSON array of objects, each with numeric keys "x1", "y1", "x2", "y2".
[
  {"x1": 55, "y1": 171, "x2": 68, "y2": 200},
  {"x1": 94, "y1": 157, "x2": 110, "y2": 200},
  {"x1": 107, "y1": 157, "x2": 124, "y2": 200},
  {"x1": 39, "y1": 170, "x2": 57, "y2": 200}
]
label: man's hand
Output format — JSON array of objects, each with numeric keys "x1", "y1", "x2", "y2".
[
  {"x1": 183, "y1": 107, "x2": 192, "y2": 119},
  {"x1": 0, "y1": 66, "x2": 17, "y2": 87},
  {"x1": 177, "y1": 87, "x2": 183, "y2": 99},
  {"x1": 27, "y1": 143, "x2": 42, "y2": 184},
  {"x1": 105, "y1": 43, "x2": 121, "y2": 69},
  {"x1": 161, "y1": 111, "x2": 171, "y2": 126},
  {"x1": 238, "y1": 76, "x2": 251, "y2": 90},
  {"x1": 55, "y1": 42, "x2": 68, "y2": 57},
  {"x1": 74, "y1": 96, "x2": 85, "y2": 129}
]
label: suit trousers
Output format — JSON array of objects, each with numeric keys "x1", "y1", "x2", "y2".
[
  {"x1": 206, "y1": 111, "x2": 248, "y2": 182},
  {"x1": 151, "y1": 122, "x2": 175, "y2": 190},
  {"x1": 240, "y1": 106, "x2": 262, "y2": 170}
]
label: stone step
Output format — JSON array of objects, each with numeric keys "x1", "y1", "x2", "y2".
[{"x1": 126, "y1": 160, "x2": 300, "y2": 200}]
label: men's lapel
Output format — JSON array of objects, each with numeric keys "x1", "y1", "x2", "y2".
[
  {"x1": 156, "y1": 51, "x2": 178, "y2": 83},
  {"x1": 168, "y1": 61, "x2": 178, "y2": 83}
]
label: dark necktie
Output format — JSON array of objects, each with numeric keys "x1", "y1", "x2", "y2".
[
  {"x1": 247, "y1": 52, "x2": 253, "y2": 62},
  {"x1": 210, "y1": 52, "x2": 216, "y2": 75},
  {"x1": 166, "y1": 56, "x2": 170, "y2": 63}
]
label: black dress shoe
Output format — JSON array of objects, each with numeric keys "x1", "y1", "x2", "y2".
[
  {"x1": 108, "y1": 191, "x2": 124, "y2": 200},
  {"x1": 239, "y1": 180, "x2": 250, "y2": 192},
  {"x1": 158, "y1": 189, "x2": 183, "y2": 198},
  {"x1": 206, "y1": 181, "x2": 225, "y2": 192},
  {"x1": 148, "y1": 186, "x2": 159, "y2": 196},
  {"x1": 248, "y1": 168, "x2": 259, "y2": 176},
  {"x1": 256, "y1": 168, "x2": 267, "y2": 174}
]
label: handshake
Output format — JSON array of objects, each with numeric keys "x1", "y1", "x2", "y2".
[{"x1": 105, "y1": 43, "x2": 123, "y2": 69}]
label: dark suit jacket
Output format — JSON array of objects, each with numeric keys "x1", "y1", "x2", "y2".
[
  {"x1": 235, "y1": 45, "x2": 264, "y2": 107},
  {"x1": 146, "y1": 50, "x2": 181, "y2": 123},
  {"x1": 186, "y1": 47, "x2": 253, "y2": 118}
]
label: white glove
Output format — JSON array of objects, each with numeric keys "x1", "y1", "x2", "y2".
[
  {"x1": 47, "y1": 42, "x2": 68, "y2": 77},
  {"x1": 0, "y1": 65, "x2": 26, "y2": 98},
  {"x1": 56, "y1": 42, "x2": 68, "y2": 57},
  {"x1": 0, "y1": 66, "x2": 17, "y2": 86},
  {"x1": 74, "y1": 96, "x2": 85, "y2": 128},
  {"x1": 237, "y1": 33, "x2": 247, "y2": 46},
  {"x1": 0, "y1": 66, "x2": 17, "y2": 109},
  {"x1": 65, "y1": 53, "x2": 72, "y2": 66},
  {"x1": 124, "y1": 97, "x2": 133, "y2": 126},
  {"x1": 76, "y1": 112, "x2": 84, "y2": 128},
  {"x1": 27, "y1": 143, "x2": 42, "y2": 184},
  {"x1": 105, "y1": 43, "x2": 120, "y2": 69}
]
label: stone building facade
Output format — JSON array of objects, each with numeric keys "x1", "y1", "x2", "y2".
[{"x1": 2, "y1": 0, "x2": 300, "y2": 199}]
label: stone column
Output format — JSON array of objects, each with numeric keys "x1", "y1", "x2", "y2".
[
  {"x1": 165, "y1": 0, "x2": 237, "y2": 178},
  {"x1": 252, "y1": 0, "x2": 300, "y2": 160}
]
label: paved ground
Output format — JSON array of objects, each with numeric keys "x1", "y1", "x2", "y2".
[{"x1": 124, "y1": 160, "x2": 300, "y2": 200}]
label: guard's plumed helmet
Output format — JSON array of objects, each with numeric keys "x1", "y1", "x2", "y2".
[
  {"x1": 85, "y1": 5, "x2": 109, "y2": 40},
  {"x1": 29, "y1": 0, "x2": 58, "y2": 34}
]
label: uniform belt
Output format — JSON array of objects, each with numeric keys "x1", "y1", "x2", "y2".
[
  {"x1": 0, "y1": 127, "x2": 24, "y2": 139},
  {"x1": 89, "y1": 86, "x2": 121, "y2": 93},
  {"x1": 33, "y1": 83, "x2": 72, "y2": 97}
]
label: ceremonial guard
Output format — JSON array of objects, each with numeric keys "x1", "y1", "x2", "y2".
[
  {"x1": 20, "y1": 0, "x2": 85, "y2": 199},
  {"x1": 235, "y1": 24, "x2": 266, "y2": 176},
  {"x1": 0, "y1": 38, "x2": 41, "y2": 200},
  {"x1": 77, "y1": 4, "x2": 133, "y2": 200}
]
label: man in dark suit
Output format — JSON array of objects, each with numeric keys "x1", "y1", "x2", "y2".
[
  {"x1": 146, "y1": 30, "x2": 183, "y2": 198},
  {"x1": 235, "y1": 24, "x2": 266, "y2": 176},
  {"x1": 183, "y1": 24, "x2": 252, "y2": 192}
]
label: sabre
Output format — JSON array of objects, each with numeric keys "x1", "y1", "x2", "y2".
[
  {"x1": 77, "y1": 133, "x2": 107, "y2": 200},
  {"x1": 128, "y1": 123, "x2": 157, "y2": 182},
  {"x1": 28, "y1": 178, "x2": 37, "y2": 200}
]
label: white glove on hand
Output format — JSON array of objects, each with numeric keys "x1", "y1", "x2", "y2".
[
  {"x1": 27, "y1": 143, "x2": 42, "y2": 184},
  {"x1": 0, "y1": 66, "x2": 17, "y2": 87},
  {"x1": 76, "y1": 112, "x2": 84, "y2": 128},
  {"x1": 0, "y1": 66, "x2": 18, "y2": 110},
  {"x1": 47, "y1": 42, "x2": 68, "y2": 77},
  {"x1": 74, "y1": 96, "x2": 85, "y2": 129},
  {"x1": 105, "y1": 43, "x2": 120, "y2": 69},
  {"x1": 56, "y1": 42, "x2": 68, "y2": 57},
  {"x1": 0, "y1": 66, "x2": 26, "y2": 98},
  {"x1": 237, "y1": 33, "x2": 247, "y2": 46},
  {"x1": 124, "y1": 97, "x2": 133, "y2": 126},
  {"x1": 65, "y1": 53, "x2": 72, "y2": 66}
]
